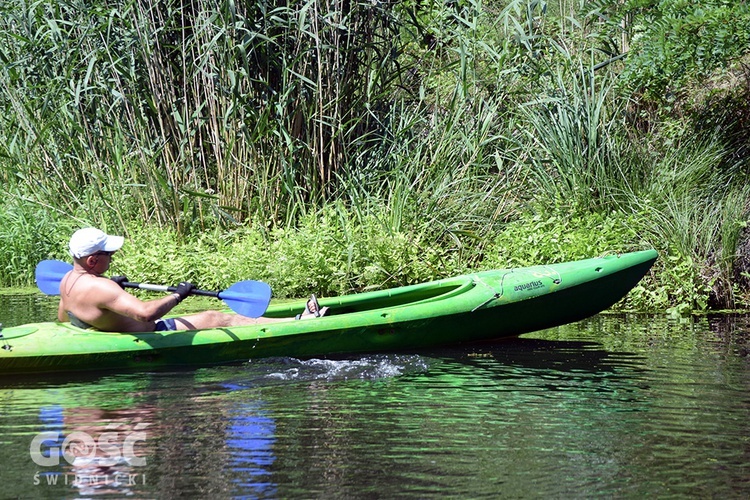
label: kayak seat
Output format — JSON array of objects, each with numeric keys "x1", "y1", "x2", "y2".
[{"x1": 67, "y1": 311, "x2": 95, "y2": 330}]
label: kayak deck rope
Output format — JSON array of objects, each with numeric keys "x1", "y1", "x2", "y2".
[
  {"x1": 471, "y1": 274, "x2": 507, "y2": 312},
  {"x1": 472, "y1": 292, "x2": 501, "y2": 312},
  {"x1": 471, "y1": 267, "x2": 563, "y2": 313},
  {"x1": 543, "y1": 266, "x2": 563, "y2": 285}
]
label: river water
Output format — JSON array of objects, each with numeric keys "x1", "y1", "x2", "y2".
[{"x1": 1, "y1": 294, "x2": 749, "y2": 498}]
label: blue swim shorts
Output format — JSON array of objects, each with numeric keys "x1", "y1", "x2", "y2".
[{"x1": 154, "y1": 318, "x2": 178, "y2": 331}]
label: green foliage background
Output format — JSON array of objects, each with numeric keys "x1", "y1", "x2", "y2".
[{"x1": 1, "y1": 0, "x2": 749, "y2": 313}]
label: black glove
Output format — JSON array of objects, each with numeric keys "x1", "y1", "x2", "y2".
[
  {"x1": 110, "y1": 276, "x2": 129, "y2": 289},
  {"x1": 174, "y1": 282, "x2": 195, "y2": 303}
]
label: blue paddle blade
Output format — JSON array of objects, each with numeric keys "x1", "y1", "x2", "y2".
[
  {"x1": 36, "y1": 260, "x2": 74, "y2": 295},
  {"x1": 218, "y1": 280, "x2": 272, "y2": 318}
]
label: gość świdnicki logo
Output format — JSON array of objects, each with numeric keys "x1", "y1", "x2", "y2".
[{"x1": 30, "y1": 423, "x2": 149, "y2": 467}]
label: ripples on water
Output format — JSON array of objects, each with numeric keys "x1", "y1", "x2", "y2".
[{"x1": 1, "y1": 293, "x2": 750, "y2": 498}]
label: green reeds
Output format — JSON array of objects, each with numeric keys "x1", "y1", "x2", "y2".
[
  {"x1": 515, "y1": 60, "x2": 625, "y2": 211},
  {"x1": 0, "y1": 0, "x2": 411, "y2": 230},
  {"x1": 633, "y1": 138, "x2": 750, "y2": 309}
]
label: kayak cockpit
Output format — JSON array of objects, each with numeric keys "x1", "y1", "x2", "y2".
[{"x1": 266, "y1": 277, "x2": 474, "y2": 317}]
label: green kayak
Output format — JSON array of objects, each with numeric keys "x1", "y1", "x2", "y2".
[{"x1": 0, "y1": 249, "x2": 657, "y2": 374}]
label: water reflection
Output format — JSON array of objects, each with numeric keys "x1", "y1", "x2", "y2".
[
  {"x1": 706, "y1": 314, "x2": 750, "y2": 358},
  {"x1": 423, "y1": 338, "x2": 650, "y2": 410},
  {"x1": 55, "y1": 407, "x2": 151, "y2": 496},
  {"x1": 225, "y1": 402, "x2": 277, "y2": 497},
  {"x1": 443, "y1": 337, "x2": 647, "y2": 374},
  {"x1": 13, "y1": 373, "x2": 155, "y2": 495},
  {"x1": 0, "y1": 292, "x2": 58, "y2": 328}
]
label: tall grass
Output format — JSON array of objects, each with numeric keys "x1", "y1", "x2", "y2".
[
  {"x1": 0, "y1": 198, "x2": 74, "y2": 286},
  {"x1": 507, "y1": 53, "x2": 750, "y2": 308},
  {"x1": 496, "y1": 3, "x2": 750, "y2": 310},
  {"x1": 517, "y1": 63, "x2": 623, "y2": 210},
  {"x1": 0, "y1": 0, "x2": 412, "y2": 230},
  {"x1": 341, "y1": 97, "x2": 521, "y2": 237},
  {"x1": 630, "y1": 138, "x2": 750, "y2": 309},
  {"x1": 0, "y1": 0, "x2": 521, "y2": 286}
]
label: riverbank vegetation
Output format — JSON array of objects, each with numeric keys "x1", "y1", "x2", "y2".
[{"x1": 1, "y1": 0, "x2": 749, "y2": 313}]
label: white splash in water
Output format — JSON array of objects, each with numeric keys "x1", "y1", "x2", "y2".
[{"x1": 252, "y1": 355, "x2": 431, "y2": 382}]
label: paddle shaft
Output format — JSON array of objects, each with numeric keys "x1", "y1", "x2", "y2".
[{"x1": 122, "y1": 281, "x2": 222, "y2": 299}]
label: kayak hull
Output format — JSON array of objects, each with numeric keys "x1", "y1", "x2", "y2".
[{"x1": 0, "y1": 250, "x2": 657, "y2": 374}]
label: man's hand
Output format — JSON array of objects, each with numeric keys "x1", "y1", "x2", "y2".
[
  {"x1": 174, "y1": 282, "x2": 194, "y2": 303},
  {"x1": 110, "y1": 276, "x2": 129, "y2": 289}
]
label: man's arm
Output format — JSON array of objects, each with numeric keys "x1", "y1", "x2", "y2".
[{"x1": 96, "y1": 280, "x2": 183, "y2": 323}]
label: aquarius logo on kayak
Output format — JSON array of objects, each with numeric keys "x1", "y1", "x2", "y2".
[
  {"x1": 30, "y1": 423, "x2": 149, "y2": 467},
  {"x1": 513, "y1": 280, "x2": 544, "y2": 292}
]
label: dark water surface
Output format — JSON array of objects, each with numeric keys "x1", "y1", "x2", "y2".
[{"x1": 1, "y1": 294, "x2": 750, "y2": 498}]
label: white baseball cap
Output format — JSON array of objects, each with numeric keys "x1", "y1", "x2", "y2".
[{"x1": 69, "y1": 227, "x2": 124, "y2": 259}]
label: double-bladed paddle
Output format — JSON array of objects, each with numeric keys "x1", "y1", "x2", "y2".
[{"x1": 35, "y1": 260, "x2": 272, "y2": 318}]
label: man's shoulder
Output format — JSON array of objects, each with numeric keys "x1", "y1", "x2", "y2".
[{"x1": 80, "y1": 274, "x2": 123, "y2": 300}]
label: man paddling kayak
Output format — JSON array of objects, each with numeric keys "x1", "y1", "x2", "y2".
[{"x1": 57, "y1": 227, "x2": 327, "y2": 332}]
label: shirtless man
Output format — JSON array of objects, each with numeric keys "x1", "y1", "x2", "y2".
[{"x1": 58, "y1": 227, "x2": 327, "y2": 332}]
